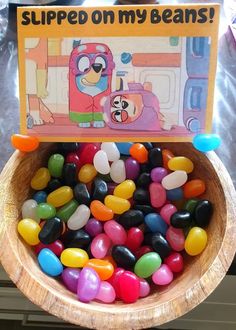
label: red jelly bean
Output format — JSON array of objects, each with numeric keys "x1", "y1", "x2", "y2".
[
  {"x1": 34, "y1": 239, "x2": 64, "y2": 257},
  {"x1": 79, "y1": 144, "x2": 99, "y2": 165},
  {"x1": 107, "y1": 267, "x2": 125, "y2": 299},
  {"x1": 65, "y1": 152, "x2": 82, "y2": 170},
  {"x1": 165, "y1": 252, "x2": 184, "y2": 273},
  {"x1": 134, "y1": 245, "x2": 153, "y2": 259},
  {"x1": 126, "y1": 227, "x2": 144, "y2": 252},
  {"x1": 118, "y1": 271, "x2": 140, "y2": 303}
]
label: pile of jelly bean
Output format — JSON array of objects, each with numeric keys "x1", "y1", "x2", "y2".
[{"x1": 17, "y1": 142, "x2": 213, "y2": 304}]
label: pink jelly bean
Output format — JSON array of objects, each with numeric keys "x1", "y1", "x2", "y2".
[
  {"x1": 91, "y1": 233, "x2": 111, "y2": 259},
  {"x1": 149, "y1": 182, "x2": 166, "y2": 208},
  {"x1": 104, "y1": 220, "x2": 127, "y2": 245},
  {"x1": 61, "y1": 268, "x2": 80, "y2": 293},
  {"x1": 160, "y1": 204, "x2": 178, "y2": 225},
  {"x1": 151, "y1": 167, "x2": 168, "y2": 183},
  {"x1": 139, "y1": 278, "x2": 151, "y2": 298},
  {"x1": 165, "y1": 252, "x2": 184, "y2": 273},
  {"x1": 126, "y1": 227, "x2": 144, "y2": 252},
  {"x1": 85, "y1": 218, "x2": 103, "y2": 237},
  {"x1": 166, "y1": 226, "x2": 185, "y2": 251},
  {"x1": 34, "y1": 240, "x2": 64, "y2": 257},
  {"x1": 118, "y1": 271, "x2": 140, "y2": 303},
  {"x1": 95, "y1": 281, "x2": 116, "y2": 303},
  {"x1": 65, "y1": 152, "x2": 82, "y2": 170},
  {"x1": 152, "y1": 264, "x2": 173, "y2": 285},
  {"x1": 125, "y1": 157, "x2": 140, "y2": 180}
]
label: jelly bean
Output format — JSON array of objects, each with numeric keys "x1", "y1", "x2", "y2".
[
  {"x1": 103, "y1": 255, "x2": 117, "y2": 269},
  {"x1": 149, "y1": 182, "x2": 166, "y2": 208},
  {"x1": 101, "y1": 142, "x2": 120, "y2": 162},
  {"x1": 78, "y1": 164, "x2": 97, "y2": 183},
  {"x1": 61, "y1": 248, "x2": 89, "y2": 267},
  {"x1": 184, "y1": 198, "x2": 199, "y2": 214},
  {"x1": 38, "y1": 248, "x2": 63, "y2": 277},
  {"x1": 184, "y1": 179, "x2": 206, "y2": 198},
  {"x1": 142, "y1": 142, "x2": 153, "y2": 150},
  {"x1": 162, "y1": 170, "x2": 188, "y2": 190},
  {"x1": 152, "y1": 264, "x2": 173, "y2": 285},
  {"x1": 165, "y1": 252, "x2": 184, "y2": 273},
  {"x1": 85, "y1": 218, "x2": 103, "y2": 237},
  {"x1": 85, "y1": 259, "x2": 114, "y2": 280},
  {"x1": 160, "y1": 204, "x2": 177, "y2": 225},
  {"x1": 56, "y1": 199, "x2": 79, "y2": 222},
  {"x1": 39, "y1": 217, "x2": 63, "y2": 245},
  {"x1": 134, "y1": 204, "x2": 156, "y2": 214},
  {"x1": 18, "y1": 218, "x2": 41, "y2": 246},
  {"x1": 74, "y1": 183, "x2": 90, "y2": 206},
  {"x1": 31, "y1": 167, "x2": 51, "y2": 190},
  {"x1": 151, "y1": 167, "x2": 168, "y2": 183},
  {"x1": 112, "y1": 245, "x2": 136, "y2": 269},
  {"x1": 139, "y1": 278, "x2": 151, "y2": 298},
  {"x1": 47, "y1": 186, "x2": 73, "y2": 207},
  {"x1": 147, "y1": 232, "x2": 172, "y2": 259},
  {"x1": 90, "y1": 200, "x2": 114, "y2": 221},
  {"x1": 134, "y1": 252, "x2": 162, "y2": 278},
  {"x1": 93, "y1": 150, "x2": 110, "y2": 175},
  {"x1": 97, "y1": 173, "x2": 112, "y2": 183},
  {"x1": 113, "y1": 180, "x2": 136, "y2": 200},
  {"x1": 185, "y1": 227, "x2": 207, "y2": 256},
  {"x1": 64, "y1": 229, "x2": 91, "y2": 249},
  {"x1": 22, "y1": 199, "x2": 40, "y2": 223},
  {"x1": 62, "y1": 163, "x2": 77, "y2": 187},
  {"x1": 79, "y1": 143, "x2": 99, "y2": 165},
  {"x1": 95, "y1": 281, "x2": 116, "y2": 303},
  {"x1": 193, "y1": 133, "x2": 221, "y2": 152},
  {"x1": 136, "y1": 172, "x2": 151, "y2": 188},
  {"x1": 162, "y1": 149, "x2": 175, "y2": 169},
  {"x1": 126, "y1": 227, "x2": 144, "y2": 251},
  {"x1": 118, "y1": 209, "x2": 144, "y2": 229},
  {"x1": 48, "y1": 154, "x2": 64, "y2": 178},
  {"x1": 107, "y1": 267, "x2": 124, "y2": 298},
  {"x1": 148, "y1": 147, "x2": 163, "y2": 168},
  {"x1": 67, "y1": 204, "x2": 90, "y2": 230},
  {"x1": 104, "y1": 220, "x2": 127, "y2": 245},
  {"x1": 110, "y1": 160, "x2": 126, "y2": 184},
  {"x1": 60, "y1": 142, "x2": 80, "y2": 153},
  {"x1": 116, "y1": 142, "x2": 133, "y2": 155},
  {"x1": 135, "y1": 245, "x2": 153, "y2": 259},
  {"x1": 33, "y1": 191, "x2": 47, "y2": 204},
  {"x1": 65, "y1": 152, "x2": 82, "y2": 170},
  {"x1": 119, "y1": 271, "x2": 140, "y2": 303},
  {"x1": 104, "y1": 195, "x2": 130, "y2": 215},
  {"x1": 91, "y1": 178, "x2": 108, "y2": 202},
  {"x1": 166, "y1": 187, "x2": 184, "y2": 201},
  {"x1": 11, "y1": 134, "x2": 39, "y2": 152},
  {"x1": 168, "y1": 156, "x2": 194, "y2": 174},
  {"x1": 166, "y1": 227, "x2": 185, "y2": 251},
  {"x1": 77, "y1": 267, "x2": 101, "y2": 303},
  {"x1": 170, "y1": 210, "x2": 192, "y2": 228},
  {"x1": 194, "y1": 200, "x2": 213, "y2": 228},
  {"x1": 140, "y1": 163, "x2": 152, "y2": 173},
  {"x1": 145, "y1": 213, "x2": 168, "y2": 235},
  {"x1": 34, "y1": 239, "x2": 64, "y2": 257},
  {"x1": 130, "y1": 143, "x2": 148, "y2": 163},
  {"x1": 91, "y1": 233, "x2": 111, "y2": 259},
  {"x1": 133, "y1": 188, "x2": 150, "y2": 204},
  {"x1": 36, "y1": 203, "x2": 56, "y2": 220},
  {"x1": 125, "y1": 157, "x2": 140, "y2": 180},
  {"x1": 46, "y1": 178, "x2": 62, "y2": 193},
  {"x1": 61, "y1": 268, "x2": 80, "y2": 293}
]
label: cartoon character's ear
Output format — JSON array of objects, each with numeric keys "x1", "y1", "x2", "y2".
[{"x1": 73, "y1": 40, "x2": 81, "y2": 49}]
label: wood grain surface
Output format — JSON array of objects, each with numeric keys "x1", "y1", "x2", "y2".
[{"x1": 0, "y1": 142, "x2": 236, "y2": 330}]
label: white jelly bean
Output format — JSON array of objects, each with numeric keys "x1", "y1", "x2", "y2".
[
  {"x1": 101, "y1": 142, "x2": 120, "y2": 162},
  {"x1": 22, "y1": 199, "x2": 40, "y2": 223},
  {"x1": 67, "y1": 204, "x2": 90, "y2": 230},
  {"x1": 161, "y1": 170, "x2": 188, "y2": 190},
  {"x1": 93, "y1": 150, "x2": 110, "y2": 175},
  {"x1": 110, "y1": 160, "x2": 126, "y2": 184}
]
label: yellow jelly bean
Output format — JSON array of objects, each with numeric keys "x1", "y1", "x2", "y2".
[
  {"x1": 47, "y1": 186, "x2": 73, "y2": 207},
  {"x1": 78, "y1": 164, "x2": 97, "y2": 183},
  {"x1": 17, "y1": 218, "x2": 41, "y2": 246},
  {"x1": 31, "y1": 167, "x2": 51, "y2": 190},
  {"x1": 104, "y1": 195, "x2": 130, "y2": 215},
  {"x1": 60, "y1": 248, "x2": 89, "y2": 267},
  {"x1": 114, "y1": 180, "x2": 136, "y2": 200},
  {"x1": 185, "y1": 227, "x2": 207, "y2": 256},
  {"x1": 168, "y1": 156, "x2": 194, "y2": 174}
]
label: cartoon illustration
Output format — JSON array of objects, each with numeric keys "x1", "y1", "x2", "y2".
[{"x1": 69, "y1": 42, "x2": 115, "y2": 128}]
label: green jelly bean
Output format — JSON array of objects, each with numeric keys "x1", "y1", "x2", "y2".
[
  {"x1": 48, "y1": 154, "x2": 64, "y2": 178},
  {"x1": 56, "y1": 199, "x2": 79, "y2": 222},
  {"x1": 184, "y1": 198, "x2": 199, "y2": 214},
  {"x1": 134, "y1": 252, "x2": 162, "y2": 278},
  {"x1": 36, "y1": 203, "x2": 56, "y2": 220}
]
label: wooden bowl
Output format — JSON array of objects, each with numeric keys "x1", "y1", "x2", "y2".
[{"x1": 0, "y1": 142, "x2": 236, "y2": 329}]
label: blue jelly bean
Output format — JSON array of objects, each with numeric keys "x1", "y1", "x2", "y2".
[
  {"x1": 145, "y1": 213, "x2": 168, "y2": 236},
  {"x1": 38, "y1": 248, "x2": 63, "y2": 277},
  {"x1": 166, "y1": 187, "x2": 183, "y2": 201},
  {"x1": 33, "y1": 191, "x2": 47, "y2": 204},
  {"x1": 193, "y1": 133, "x2": 221, "y2": 152},
  {"x1": 116, "y1": 142, "x2": 133, "y2": 155}
]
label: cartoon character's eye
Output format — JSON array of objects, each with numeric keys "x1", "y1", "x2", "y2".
[
  {"x1": 111, "y1": 110, "x2": 128, "y2": 123},
  {"x1": 77, "y1": 56, "x2": 90, "y2": 73},
  {"x1": 95, "y1": 56, "x2": 107, "y2": 71}
]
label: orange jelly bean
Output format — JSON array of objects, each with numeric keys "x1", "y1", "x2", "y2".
[
  {"x1": 162, "y1": 149, "x2": 175, "y2": 169},
  {"x1": 103, "y1": 255, "x2": 117, "y2": 269},
  {"x1": 90, "y1": 200, "x2": 114, "y2": 221},
  {"x1": 130, "y1": 143, "x2": 148, "y2": 163},
  {"x1": 184, "y1": 179, "x2": 206, "y2": 198},
  {"x1": 11, "y1": 134, "x2": 39, "y2": 152},
  {"x1": 85, "y1": 259, "x2": 114, "y2": 280}
]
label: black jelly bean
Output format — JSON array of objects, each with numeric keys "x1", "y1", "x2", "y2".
[
  {"x1": 136, "y1": 172, "x2": 151, "y2": 188},
  {"x1": 148, "y1": 232, "x2": 171, "y2": 259},
  {"x1": 148, "y1": 147, "x2": 163, "y2": 168},
  {"x1": 39, "y1": 217, "x2": 63, "y2": 245},
  {"x1": 92, "y1": 178, "x2": 108, "y2": 202},
  {"x1": 63, "y1": 229, "x2": 91, "y2": 249},
  {"x1": 142, "y1": 142, "x2": 153, "y2": 150},
  {"x1": 97, "y1": 173, "x2": 112, "y2": 183},
  {"x1": 134, "y1": 204, "x2": 156, "y2": 214},
  {"x1": 133, "y1": 188, "x2": 150, "y2": 205},
  {"x1": 74, "y1": 183, "x2": 90, "y2": 206},
  {"x1": 194, "y1": 200, "x2": 213, "y2": 228},
  {"x1": 170, "y1": 210, "x2": 192, "y2": 228},
  {"x1": 62, "y1": 163, "x2": 77, "y2": 187},
  {"x1": 112, "y1": 245, "x2": 136, "y2": 269},
  {"x1": 118, "y1": 209, "x2": 144, "y2": 229},
  {"x1": 46, "y1": 178, "x2": 62, "y2": 193},
  {"x1": 59, "y1": 142, "x2": 80, "y2": 153}
]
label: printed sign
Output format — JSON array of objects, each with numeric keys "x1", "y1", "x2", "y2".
[{"x1": 17, "y1": 5, "x2": 220, "y2": 142}]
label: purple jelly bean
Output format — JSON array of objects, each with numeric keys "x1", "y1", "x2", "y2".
[
  {"x1": 77, "y1": 267, "x2": 100, "y2": 303},
  {"x1": 85, "y1": 218, "x2": 103, "y2": 237},
  {"x1": 107, "y1": 182, "x2": 118, "y2": 195},
  {"x1": 125, "y1": 157, "x2": 140, "y2": 180},
  {"x1": 61, "y1": 268, "x2": 80, "y2": 293},
  {"x1": 151, "y1": 167, "x2": 168, "y2": 183}
]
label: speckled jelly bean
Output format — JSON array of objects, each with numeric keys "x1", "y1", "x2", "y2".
[
  {"x1": 67, "y1": 204, "x2": 90, "y2": 230},
  {"x1": 33, "y1": 191, "x2": 47, "y2": 204},
  {"x1": 116, "y1": 142, "x2": 133, "y2": 155},
  {"x1": 113, "y1": 180, "x2": 136, "y2": 200},
  {"x1": 119, "y1": 271, "x2": 140, "y2": 303},
  {"x1": 126, "y1": 227, "x2": 144, "y2": 252},
  {"x1": 104, "y1": 195, "x2": 130, "y2": 215},
  {"x1": 166, "y1": 187, "x2": 184, "y2": 201},
  {"x1": 39, "y1": 217, "x2": 63, "y2": 245},
  {"x1": 56, "y1": 199, "x2": 79, "y2": 222},
  {"x1": 36, "y1": 203, "x2": 56, "y2": 220},
  {"x1": 85, "y1": 218, "x2": 103, "y2": 237},
  {"x1": 79, "y1": 143, "x2": 99, "y2": 165},
  {"x1": 22, "y1": 199, "x2": 40, "y2": 223},
  {"x1": 166, "y1": 226, "x2": 185, "y2": 252},
  {"x1": 168, "y1": 156, "x2": 194, "y2": 174},
  {"x1": 11, "y1": 134, "x2": 39, "y2": 152},
  {"x1": 64, "y1": 229, "x2": 91, "y2": 249},
  {"x1": 93, "y1": 150, "x2": 110, "y2": 175},
  {"x1": 110, "y1": 160, "x2": 126, "y2": 184},
  {"x1": 118, "y1": 209, "x2": 144, "y2": 229},
  {"x1": 125, "y1": 157, "x2": 140, "y2": 180},
  {"x1": 60, "y1": 248, "x2": 89, "y2": 267},
  {"x1": 130, "y1": 143, "x2": 148, "y2": 164},
  {"x1": 134, "y1": 252, "x2": 162, "y2": 278},
  {"x1": 193, "y1": 133, "x2": 221, "y2": 152},
  {"x1": 61, "y1": 268, "x2": 81, "y2": 293},
  {"x1": 91, "y1": 233, "x2": 111, "y2": 259},
  {"x1": 35, "y1": 239, "x2": 64, "y2": 257},
  {"x1": 18, "y1": 218, "x2": 41, "y2": 246},
  {"x1": 101, "y1": 142, "x2": 120, "y2": 162},
  {"x1": 48, "y1": 154, "x2": 64, "y2": 178},
  {"x1": 104, "y1": 220, "x2": 127, "y2": 245},
  {"x1": 184, "y1": 179, "x2": 206, "y2": 198},
  {"x1": 38, "y1": 248, "x2": 63, "y2": 277},
  {"x1": 95, "y1": 281, "x2": 116, "y2": 303},
  {"x1": 77, "y1": 267, "x2": 101, "y2": 303},
  {"x1": 165, "y1": 252, "x2": 184, "y2": 273},
  {"x1": 149, "y1": 182, "x2": 166, "y2": 208},
  {"x1": 152, "y1": 264, "x2": 173, "y2": 285},
  {"x1": 31, "y1": 167, "x2": 51, "y2": 190},
  {"x1": 162, "y1": 170, "x2": 188, "y2": 190},
  {"x1": 78, "y1": 164, "x2": 97, "y2": 183},
  {"x1": 145, "y1": 213, "x2": 168, "y2": 236},
  {"x1": 112, "y1": 245, "x2": 136, "y2": 270},
  {"x1": 90, "y1": 200, "x2": 114, "y2": 221},
  {"x1": 160, "y1": 204, "x2": 177, "y2": 226},
  {"x1": 47, "y1": 186, "x2": 73, "y2": 207},
  {"x1": 85, "y1": 259, "x2": 114, "y2": 280},
  {"x1": 185, "y1": 227, "x2": 207, "y2": 256},
  {"x1": 139, "y1": 278, "x2": 151, "y2": 298},
  {"x1": 151, "y1": 167, "x2": 168, "y2": 183}
]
